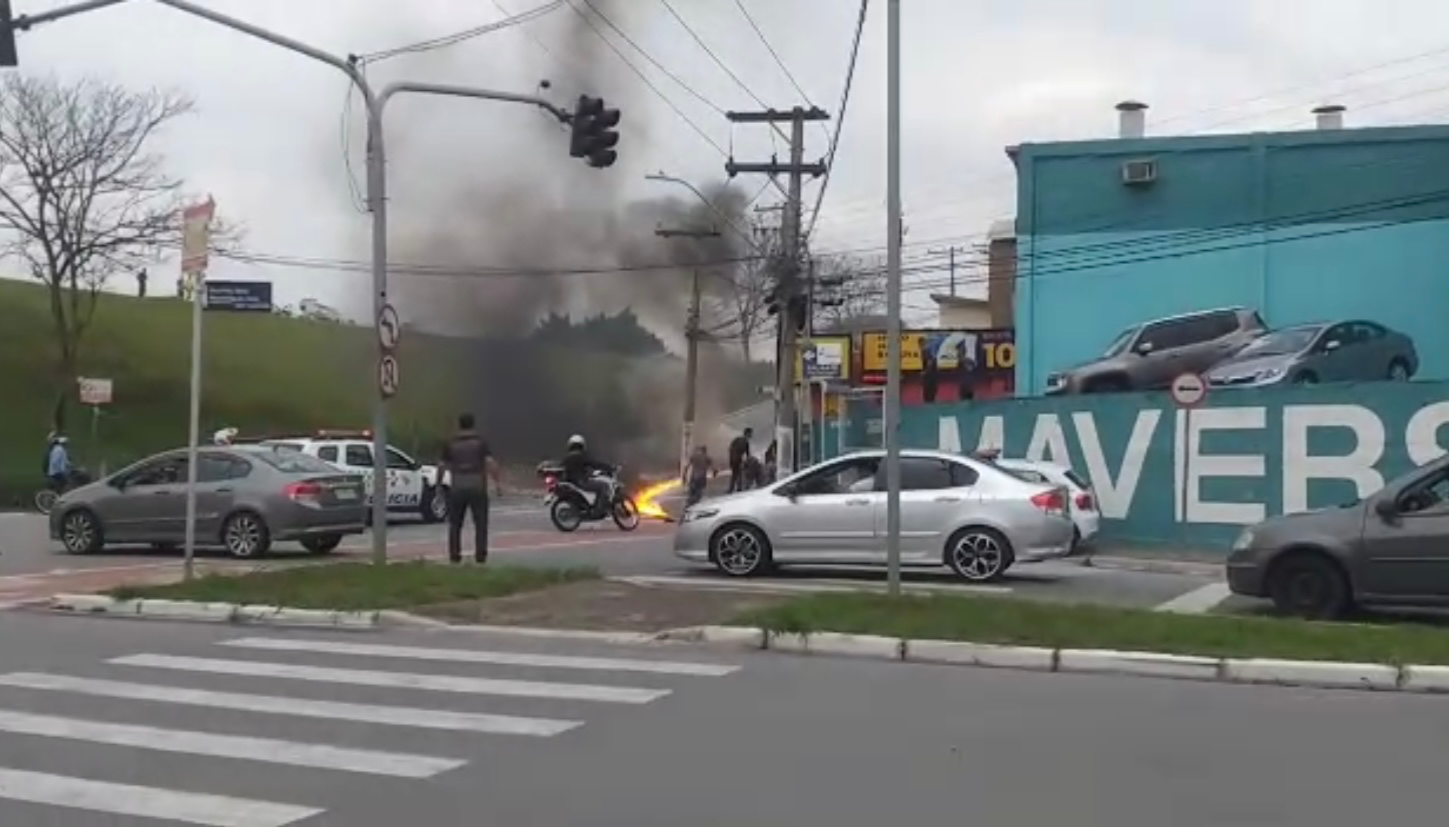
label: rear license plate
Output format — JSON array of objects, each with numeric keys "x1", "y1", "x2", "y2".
[{"x1": 335, "y1": 488, "x2": 359, "y2": 501}]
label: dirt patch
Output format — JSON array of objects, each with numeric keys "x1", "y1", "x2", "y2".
[{"x1": 412, "y1": 580, "x2": 790, "y2": 632}]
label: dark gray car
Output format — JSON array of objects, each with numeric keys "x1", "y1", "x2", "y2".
[
  {"x1": 1227, "y1": 452, "x2": 1449, "y2": 619},
  {"x1": 1045, "y1": 307, "x2": 1266, "y2": 394},
  {"x1": 1206, "y1": 320, "x2": 1417, "y2": 388},
  {"x1": 48, "y1": 445, "x2": 367, "y2": 558}
]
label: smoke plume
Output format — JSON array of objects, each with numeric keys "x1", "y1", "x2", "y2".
[{"x1": 341, "y1": 1, "x2": 760, "y2": 466}]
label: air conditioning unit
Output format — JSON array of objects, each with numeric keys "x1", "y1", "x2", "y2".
[{"x1": 1121, "y1": 159, "x2": 1157, "y2": 186}]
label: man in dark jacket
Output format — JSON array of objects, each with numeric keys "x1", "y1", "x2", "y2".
[
  {"x1": 439, "y1": 413, "x2": 502, "y2": 564},
  {"x1": 727, "y1": 427, "x2": 753, "y2": 492},
  {"x1": 562, "y1": 434, "x2": 614, "y2": 516}
]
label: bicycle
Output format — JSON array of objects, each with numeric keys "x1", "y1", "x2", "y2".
[{"x1": 33, "y1": 467, "x2": 92, "y2": 515}]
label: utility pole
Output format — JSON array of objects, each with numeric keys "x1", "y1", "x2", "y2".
[
  {"x1": 656, "y1": 226, "x2": 721, "y2": 476},
  {"x1": 928, "y1": 245, "x2": 968, "y2": 296},
  {"x1": 885, "y1": 0, "x2": 904, "y2": 597},
  {"x1": 725, "y1": 106, "x2": 829, "y2": 475}
]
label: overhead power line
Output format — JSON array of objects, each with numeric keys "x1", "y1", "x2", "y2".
[
  {"x1": 656, "y1": 0, "x2": 787, "y2": 144},
  {"x1": 731, "y1": 0, "x2": 824, "y2": 134},
  {"x1": 803, "y1": 0, "x2": 868, "y2": 242},
  {"x1": 577, "y1": 0, "x2": 726, "y2": 114},
  {"x1": 358, "y1": 0, "x2": 566, "y2": 63}
]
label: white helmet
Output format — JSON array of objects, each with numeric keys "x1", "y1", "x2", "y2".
[{"x1": 567, "y1": 434, "x2": 586, "y2": 450}]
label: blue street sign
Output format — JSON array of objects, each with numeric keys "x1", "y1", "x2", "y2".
[{"x1": 204, "y1": 280, "x2": 273, "y2": 312}]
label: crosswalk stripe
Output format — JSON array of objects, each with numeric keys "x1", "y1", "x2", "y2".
[
  {"x1": 221, "y1": 636, "x2": 740, "y2": 676},
  {"x1": 111, "y1": 654, "x2": 672, "y2": 703},
  {"x1": 0, "y1": 672, "x2": 580, "y2": 736},
  {"x1": 0, "y1": 766, "x2": 321, "y2": 827},
  {"x1": 0, "y1": 708, "x2": 464, "y2": 778}
]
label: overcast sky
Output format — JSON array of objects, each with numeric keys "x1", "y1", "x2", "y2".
[{"x1": 14, "y1": 0, "x2": 1449, "y2": 327}]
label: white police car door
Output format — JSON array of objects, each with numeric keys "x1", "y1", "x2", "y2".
[{"x1": 343, "y1": 443, "x2": 422, "y2": 510}]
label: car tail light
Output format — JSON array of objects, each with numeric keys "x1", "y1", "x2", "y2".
[
  {"x1": 1075, "y1": 492, "x2": 1095, "y2": 511},
  {"x1": 284, "y1": 481, "x2": 324, "y2": 504},
  {"x1": 544, "y1": 475, "x2": 557, "y2": 492},
  {"x1": 1030, "y1": 489, "x2": 1066, "y2": 516}
]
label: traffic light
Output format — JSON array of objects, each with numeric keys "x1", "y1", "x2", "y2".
[
  {"x1": 0, "y1": 0, "x2": 18, "y2": 68},
  {"x1": 569, "y1": 95, "x2": 621, "y2": 169}
]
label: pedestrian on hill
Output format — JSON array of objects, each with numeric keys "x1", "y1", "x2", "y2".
[
  {"x1": 727, "y1": 427, "x2": 753, "y2": 493},
  {"x1": 439, "y1": 413, "x2": 502, "y2": 564}
]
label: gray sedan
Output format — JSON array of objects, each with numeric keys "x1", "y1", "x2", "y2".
[
  {"x1": 1206, "y1": 319, "x2": 1417, "y2": 388},
  {"x1": 49, "y1": 445, "x2": 367, "y2": 558},
  {"x1": 1228, "y1": 450, "x2": 1449, "y2": 619},
  {"x1": 673, "y1": 448, "x2": 1075, "y2": 582}
]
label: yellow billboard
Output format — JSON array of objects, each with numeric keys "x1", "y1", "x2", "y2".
[
  {"x1": 795, "y1": 336, "x2": 852, "y2": 383},
  {"x1": 861, "y1": 329, "x2": 1016, "y2": 374}
]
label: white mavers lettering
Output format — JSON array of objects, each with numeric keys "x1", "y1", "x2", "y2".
[
  {"x1": 1073, "y1": 410, "x2": 1160, "y2": 520},
  {"x1": 1024, "y1": 414, "x2": 1070, "y2": 464},
  {"x1": 1406, "y1": 400, "x2": 1449, "y2": 465},
  {"x1": 1182, "y1": 407, "x2": 1265, "y2": 525},
  {"x1": 1281, "y1": 404, "x2": 1385, "y2": 515}
]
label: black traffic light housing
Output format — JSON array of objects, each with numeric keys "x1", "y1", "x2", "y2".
[
  {"x1": 569, "y1": 95, "x2": 621, "y2": 169},
  {"x1": 0, "y1": 0, "x2": 18, "y2": 68}
]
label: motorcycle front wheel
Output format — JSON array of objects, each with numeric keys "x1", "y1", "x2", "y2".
[
  {"x1": 611, "y1": 496, "x2": 640, "y2": 532},
  {"x1": 550, "y1": 498, "x2": 584, "y2": 533}
]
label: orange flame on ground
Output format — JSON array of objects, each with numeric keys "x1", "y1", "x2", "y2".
[{"x1": 633, "y1": 478, "x2": 681, "y2": 520}]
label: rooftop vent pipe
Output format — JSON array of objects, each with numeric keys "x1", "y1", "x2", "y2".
[
  {"x1": 1312, "y1": 105, "x2": 1345, "y2": 130},
  {"x1": 1116, "y1": 100, "x2": 1147, "y2": 139}
]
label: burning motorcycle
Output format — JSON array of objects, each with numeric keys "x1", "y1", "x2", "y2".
[{"x1": 537, "y1": 461, "x2": 640, "y2": 533}]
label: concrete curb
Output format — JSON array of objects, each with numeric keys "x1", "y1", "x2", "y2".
[
  {"x1": 657, "y1": 625, "x2": 1448, "y2": 695},
  {"x1": 46, "y1": 594, "x2": 380, "y2": 629}
]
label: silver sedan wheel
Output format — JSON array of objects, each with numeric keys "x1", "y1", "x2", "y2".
[
  {"x1": 714, "y1": 526, "x2": 765, "y2": 577},
  {"x1": 949, "y1": 530, "x2": 1007, "y2": 582},
  {"x1": 224, "y1": 514, "x2": 265, "y2": 558}
]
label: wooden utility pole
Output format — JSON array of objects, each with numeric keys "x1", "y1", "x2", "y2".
[
  {"x1": 656, "y1": 226, "x2": 721, "y2": 475},
  {"x1": 725, "y1": 106, "x2": 828, "y2": 474}
]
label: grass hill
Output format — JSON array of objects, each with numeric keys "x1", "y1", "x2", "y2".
[{"x1": 0, "y1": 278, "x2": 466, "y2": 504}]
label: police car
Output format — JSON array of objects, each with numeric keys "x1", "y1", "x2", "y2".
[{"x1": 254, "y1": 431, "x2": 450, "y2": 523}]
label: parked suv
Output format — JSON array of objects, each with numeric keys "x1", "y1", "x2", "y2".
[{"x1": 1045, "y1": 307, "x2": 1267, "y2": 394}]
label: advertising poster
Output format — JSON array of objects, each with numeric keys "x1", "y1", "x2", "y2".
[{"x1": 860, "y1": 328, "x2": 1016, "y2": 402}]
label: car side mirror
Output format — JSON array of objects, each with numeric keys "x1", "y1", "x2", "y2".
[
  {"x1": 1323, "y1": 339, "x2": 1341, "y2": 352},
  {"x1": 1133, "y1": 341, "x2": 1154, "y2": 355},
  {"x1": 1375, "y1": 498, "x2": 1397, "y2": 520}
]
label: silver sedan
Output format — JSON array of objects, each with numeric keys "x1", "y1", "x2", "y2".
[
  {"x1": 49, "y1": 445, "x2": 368, "y2": 558},
  {"x1": 673, "y1": 448, "x2": 1075, "y2": 582}
]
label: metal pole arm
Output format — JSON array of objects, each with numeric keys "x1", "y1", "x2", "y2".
[{"x1": 378, "y1": 81, "x2": 571, "y2": 124}]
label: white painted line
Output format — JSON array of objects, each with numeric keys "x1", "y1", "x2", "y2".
[
  {"x1": 0, "y1": 708, "x2": 462, "y2": 778},
  {"x1": 110, "y1": 654, "x2": 671, "y2": 704},
  {"x1": 1153, "y1": 582, "x2": 1233, "y2": 614},
  {"x1": 0, "y1": 766, "x2": 321, "y2": 827},
  {"x1": 0, "y1": 672, "x2": 579, "y2": 736},
  {"x1": 220, "y1": 637, "x2": 739, "y2": 676}
]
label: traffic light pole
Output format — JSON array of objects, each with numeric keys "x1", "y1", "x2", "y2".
[
  {"x1": 725, "y1": 106, "x2": 828, "y2": 476},
  {"x1": 10, "y1": 0, "x2": 576, "y2": 567}
]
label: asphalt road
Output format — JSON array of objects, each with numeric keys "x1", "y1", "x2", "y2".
[
  {"x1": 0, "y1": 611, "x2": 1439, "y2": 826},
  {"x1": 0, "y1": 505, "x2": 1235, "y2": 611}
]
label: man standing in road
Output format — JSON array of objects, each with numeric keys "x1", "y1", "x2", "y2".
[
  {"x1": 439, "y1": 413, "x2": 502, "y2": 565},
  {"x1": 683, "y1": 445, "x2": 714, "y2": 507},
  {"x1": 727, "y1": 427, "x2": 752, "y2": 493}
]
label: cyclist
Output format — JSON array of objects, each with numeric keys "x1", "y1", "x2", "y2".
[{"x1": 44, "y1": 433, "x2": 70, "y2": 493}]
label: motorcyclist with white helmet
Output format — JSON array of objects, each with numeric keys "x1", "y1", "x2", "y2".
[{"x1": 560, "y1": 434, "x2": 615, "y2": 517}]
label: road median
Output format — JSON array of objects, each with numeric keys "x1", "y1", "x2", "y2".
[{"x1": 731, "y1": 592, "x2": 1449, "y2": 666}]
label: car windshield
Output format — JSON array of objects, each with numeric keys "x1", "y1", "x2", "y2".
[
  {"x1": 1100, "y1": 327, "x2": 1137, "y2": 358},
  {"x1": 249, "y1": 449, "x2": 339, "y2": 475},
  {"x1": 1238, "y1": 326, "x2": 1322, "y2": 357}
]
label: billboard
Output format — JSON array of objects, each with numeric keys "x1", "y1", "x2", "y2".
[
  {"x1": 795, "y1": 335, "x2": 852, "y2": 383},
  {"x1": 860, "y1": 328, "x2": 1015, "y2": 401}
]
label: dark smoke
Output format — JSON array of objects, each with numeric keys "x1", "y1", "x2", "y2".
[{"x1": 342, "y1": 2, "x2": 759, "y2": 466}]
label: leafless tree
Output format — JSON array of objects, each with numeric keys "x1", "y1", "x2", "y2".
[
  {"x1": 812, "y1": 252, "x2": 886, "y2": 332},
  {"x1": 703, "y1": 224, "x2": 780, "y2": 363},
  {"x1": 0, "y1": 74, "x2": 215, "y2": 429}
]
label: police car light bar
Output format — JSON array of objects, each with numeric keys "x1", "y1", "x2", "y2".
[{"x1": 315, "y1": 429, "x2": 373, "y2": 439}]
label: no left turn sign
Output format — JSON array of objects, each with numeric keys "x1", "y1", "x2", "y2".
[{"x1": 1170, "y1": 372, "x2": 1207, "y2": 408}]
